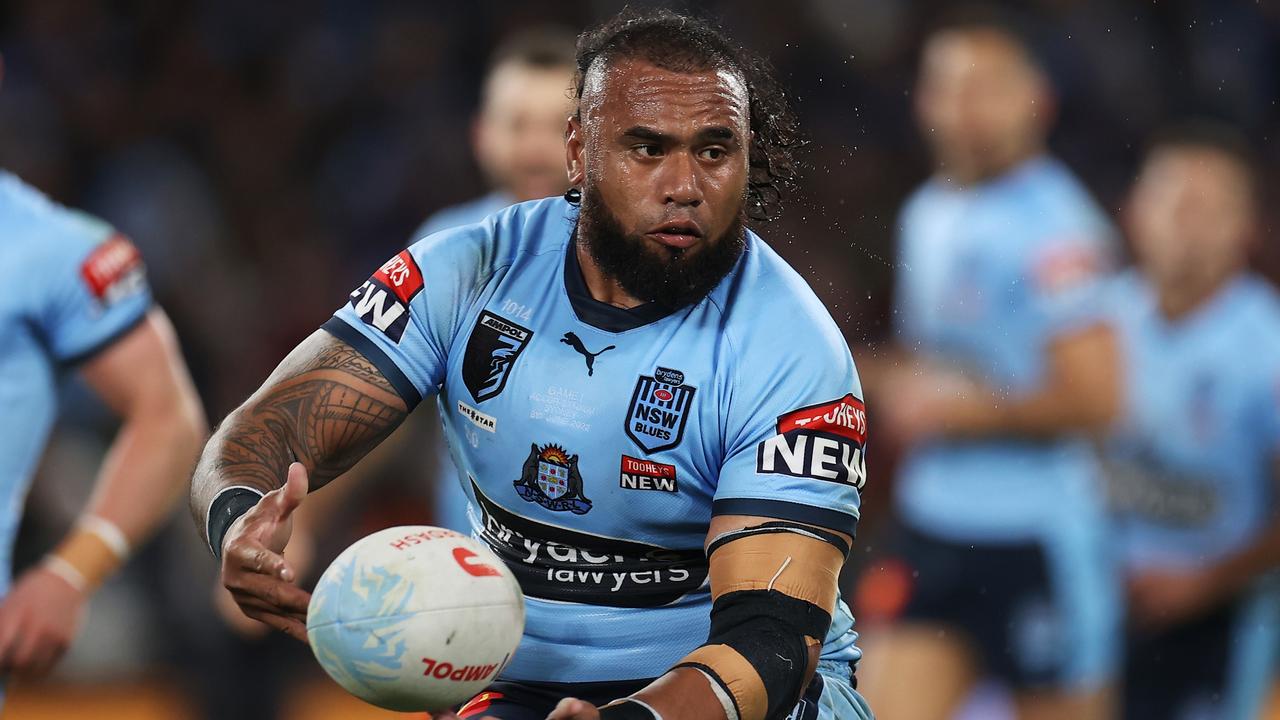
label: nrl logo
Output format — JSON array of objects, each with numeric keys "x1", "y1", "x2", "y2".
[{"x1": 513, "y1": 443, "x2": 593, "y2": 515}]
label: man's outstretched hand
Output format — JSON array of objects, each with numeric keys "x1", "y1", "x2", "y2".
[{"x1": 220, "y1": 462, "x2": 313, "y2": 642}]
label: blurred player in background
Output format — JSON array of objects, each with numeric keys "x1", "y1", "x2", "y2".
[
  {"x1": 192, "y1": 8, "x2": 873, "y2": 719},
  {"x1": 858, "y1": 13, "x2": 1120, "y2": 720},
  {"x1": 413, "y1": 25, "x2": 576, "y2": 534},
  {"x1": 1104, "y1": 124, "x2": 1280, "y2": 720},
  {"x1": 0, "y1": 53, "x2": 207, "y2": 690}
]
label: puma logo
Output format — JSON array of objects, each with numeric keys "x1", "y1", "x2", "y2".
[{"x1": 560, "y1": 332, "x2": 615, "y2": 376}]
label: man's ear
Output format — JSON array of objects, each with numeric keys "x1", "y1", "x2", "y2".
[{"x1": 565, "y1": 116, "x2": 586, "y2": 187}]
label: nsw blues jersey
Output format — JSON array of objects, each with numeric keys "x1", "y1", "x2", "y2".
[
  {"x1": 893, "y1": 156, "x2": 1116, "y2": 541},
  {"x1": 0, "y1": 170, "x2": 150, "y2": 589},
  {"x1": 324, "y1": 196, "x2": 867, "y2": 683},
  {"x1": 1104, "y1": 273, "x2": 1280, "y2": 572}
]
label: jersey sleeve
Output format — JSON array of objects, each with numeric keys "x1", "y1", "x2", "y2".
[
  {"x1": 713, "y1": 313, "x2": 866, "y2": 537},
  {"x1": 1025, "y1": 231, "x2": 1112, "y2": 337},
  {"x1": 34, "y1": 218, "x2": 152, "y2": 365},
  {"x1": 323, "y1": 223, "x2": 495, "y2": 409}
]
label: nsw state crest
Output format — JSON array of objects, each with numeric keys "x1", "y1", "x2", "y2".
[{"x1": 513, "y1": 444, "x2": 592, "y2": 514}]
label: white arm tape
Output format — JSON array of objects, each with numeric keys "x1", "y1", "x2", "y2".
[{"x1": 694, "y1": 667, "x2": 740, "y2": 720}]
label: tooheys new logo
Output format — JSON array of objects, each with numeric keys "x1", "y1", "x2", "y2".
[
  {"x1": 348, "y1": 250, "x2": 424, "y2": 343},
  {"x1": 81, "y1": 234, "x2": 145, "y2": 305},
  {"x1": 756, "y1": 394, "x2": 868, "y2": 488}
]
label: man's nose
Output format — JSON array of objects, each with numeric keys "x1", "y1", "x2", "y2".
[{"x1": 661, "y1": 152, "x2": 703, "y2": 207}]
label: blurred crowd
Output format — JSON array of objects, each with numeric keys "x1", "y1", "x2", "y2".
[{"x1": 3, "y1": 0, "x2": 1280, "y2": 718}]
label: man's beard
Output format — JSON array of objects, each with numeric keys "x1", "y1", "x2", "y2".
[{"x1": 577, "y1": 187, "x2": 746, "y2": 310}]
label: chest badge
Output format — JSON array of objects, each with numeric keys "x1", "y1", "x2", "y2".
[
  {"x1": 625, "y1": 366, "x2": 696, "y2": 454},
  {"x1": 462, "y1": 310, "x2": 533, "y2": 403},
  {"x1": 513, "y1": 443, "x2": 593, "y2": 514}
]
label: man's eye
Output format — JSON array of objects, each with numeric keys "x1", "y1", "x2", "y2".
[
  {"x1": 634, "y1": 144, "x2": 662, "y2": 157},
  {"x1": 699, "y1": 147, "x2": 726, "y2": 161}
]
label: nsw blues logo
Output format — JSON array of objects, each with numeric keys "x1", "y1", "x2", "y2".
[
  {"x1": 513, "y1": 444, "x2": 592, "y2": 514},
  {"x1": 625, "y1": 367, "x2": 695, "y2": 454},
  {"x1": 462, "y1": 311, "x2": 533, "y2": 403}
]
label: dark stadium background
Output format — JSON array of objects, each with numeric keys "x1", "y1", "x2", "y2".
[{"x1": 1, "y1": 1, "x2": 1277, "y2": 718}]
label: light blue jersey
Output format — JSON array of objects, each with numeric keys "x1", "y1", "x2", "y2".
[
  {"x1": 412, "y1": 192, "x2": 514, "y2": 534},
  {"x1": 412, "y1": 192, "x2": 513, "y2": 242},
  {"x1": 1105, "y1": 272, "x2": 1280, "y2": 719},
  {"x1": 0, "y1": 171, "x2": 151, "y2": 591},
  {"x1": 1105, "y1": 273, "x2": 1280, "y2": 572},
  {"x1": 325, "y1": 197, "x2": 868, "y2": 684},
  {"x1": 893, "y1": 156, "x2": 1115, "y2": 542}
]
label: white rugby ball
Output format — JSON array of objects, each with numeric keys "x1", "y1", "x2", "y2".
[{"x1": 306, "y1": 526, "x2": 524, "y2": 712}]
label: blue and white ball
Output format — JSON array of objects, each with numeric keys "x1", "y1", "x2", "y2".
[{"x1": 306, "y1": 526, "x2": 525, "y2": 712}]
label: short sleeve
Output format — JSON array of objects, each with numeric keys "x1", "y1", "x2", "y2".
[
  {"x1": 37, "y1": 225, "x2": 152, "y2": 364},
  {"x1": 1026, "y1": 234, "x2": 1111, "y2": 336},
  {"x1": 713, "y1": 324, "x2": 866, "y2": 537},
  {"x1": 323, "y1": 225, "x2": 493, "y2": 409}
]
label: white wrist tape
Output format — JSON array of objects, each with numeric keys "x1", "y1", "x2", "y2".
[
  {"x1": 43, "y1": 555, "x2": 88, "y2": 593},
  {"x1": 79, "y1": 515, "x2": 130, "y2": 560}
]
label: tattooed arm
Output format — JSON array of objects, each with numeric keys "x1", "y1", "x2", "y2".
[{"x1": 190, "y1": 330, "x2": 410, "y2": 640}]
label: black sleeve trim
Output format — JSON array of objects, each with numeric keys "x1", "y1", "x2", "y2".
[
  {"x1": 712, "y1": 498, "x2": 858, "y2": 538},
  {"x1": 320, "y1": 317, "x2": 422, "y2": 409},
  {"x1": 707, "y1": 521, "x2": 851, "y2": 559},
  {"x1": 59, "y1": 303, "x2": 152, "y2": 368}
]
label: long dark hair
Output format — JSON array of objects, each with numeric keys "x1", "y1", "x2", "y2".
[{"x1": 573, "y1": 7, "x2": 803, "y2": 224}]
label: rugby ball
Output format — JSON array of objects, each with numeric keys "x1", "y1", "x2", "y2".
[{"x1": 306, "y1": 526, "x2": 524, "y2": 711}]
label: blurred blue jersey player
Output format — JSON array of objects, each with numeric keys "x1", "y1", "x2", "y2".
[
  {"x1": 194, "y1": 9, "x2": 874, "y2": 720},
  {"x1": 412, "y1": 27, "x2": 578, "y2": 536},
  {"x1": 1104, "y1": 125, "x2": 1280, "y2": 720},
  {"x1": 0, "y1": 163, "x2": 205, "y2": 690},
  {"x1": 857, "y1": 15, "x2": 1121, "y2": 720}
]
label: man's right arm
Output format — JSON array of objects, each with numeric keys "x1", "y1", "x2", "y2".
[
  {"x1": 190, "y1": 329, "x2": 411, "y2": 640},
  {"x1": 190, "y1": 329, "x2": 409, "y2": 550}
]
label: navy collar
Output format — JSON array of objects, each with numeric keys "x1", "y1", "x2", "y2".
[{"x1": 563, "y1": 237, "x2": 678, "y2": 332}]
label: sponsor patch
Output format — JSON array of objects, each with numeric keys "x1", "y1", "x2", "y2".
[
  {"x1": 80, "y1": 234, "x2": 145, "y2": 304},
  {"x1": 619, "y1": 455, "x2": 678, "y2": 493},
  {"x1": 625, "y1": 367, "x2": 695, "y2": 454},
  {"x1": 457, "y1": 400, "x2": 497, "y2": 433},
  {"x1": 1034, "y1": 243, "x2": 1100, "y2": 295},
  {"x1": 757, "y1": 394, "x2": 867, "y2": 488},
  {"x1": 777, "y1": 394, "x2": 867, "y2": 444},
  {"x1": 462, "y1": 311, "x2": 533, "y2": 403},
  {"x1": 472, "y1": 479, "x2": 706, "y2": 606},
  {"x1": 372, "y1": 250, "x2": 425, "y2": 304},
  {"x1": 513, "y1": 443, "x2": 592, "y2": 514},
  {"x1": 346, "y1": 251, "x2": 424, "y2": 343},
  {"x1": 560, "y1": 331, "x2": 615, "y2": 376}
]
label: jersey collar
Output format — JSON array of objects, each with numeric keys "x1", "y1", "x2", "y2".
[{"x1": 563, "y1": 235, "x2": 679, "y2": 333}]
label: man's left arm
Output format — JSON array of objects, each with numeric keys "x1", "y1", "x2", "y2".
[
  {"x1": 887, "y1": 323, "x2": 1120, "y2": 441},
  {"x1": 0, "y1": 310, "x2": 207, "y2": 675},
  {"x1": 881, "y1": 236, "x2": 1120, "y2": 443},
  {"x1": 539, "y1": 513, "x2": 848, "y2": 720}
]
